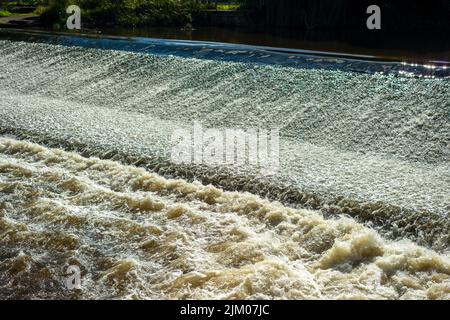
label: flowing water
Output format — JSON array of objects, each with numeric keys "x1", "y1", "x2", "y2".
[{"x1": 0, "y1": 33, "x2": 449, "y2": 299}]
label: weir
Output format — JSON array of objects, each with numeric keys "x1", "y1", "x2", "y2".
[
  {"x1": 0, "y1": 29, "x2": 449, "y2": 251},
  {"x1": 1, "y1": 28, "x2": 449, "y2": 77}
]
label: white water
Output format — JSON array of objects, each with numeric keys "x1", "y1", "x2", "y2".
[
  {"x1": 0, "y1": 39, "x2": 449, "y2": 299},
  {"x1": 0, "y1": 137, "x2": 449, "y2": 299}
]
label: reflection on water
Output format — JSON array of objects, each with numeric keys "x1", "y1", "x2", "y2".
[{"x1": 101, "y1": 26, "x2": 450, "y2": 63}]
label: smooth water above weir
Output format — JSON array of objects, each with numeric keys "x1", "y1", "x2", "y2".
[
  {"x1": 1, "y1": 29, "x2": 450, "y2": 77},
  {"x1": 0, "y1": 31, "x2": 449, "y2": 299},
  {"x1": 99, "y1": 26, "x2": 450, "y2": 63}
]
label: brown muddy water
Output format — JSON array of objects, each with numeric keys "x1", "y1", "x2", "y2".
[{"x1": 0, "y1": 137, "x2": 449, "y2": 299}]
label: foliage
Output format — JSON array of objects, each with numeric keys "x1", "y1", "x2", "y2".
[
  {"x1": 39, "y1": 0, "x2": 207, "y2": 28},
  {"x1": 0, "y1": 10, "x2": 12, "y2": 17}
]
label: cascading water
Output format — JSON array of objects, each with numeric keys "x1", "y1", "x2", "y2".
[{"x1": 0, "y1": 31, "x2": 449, "y2": 299}]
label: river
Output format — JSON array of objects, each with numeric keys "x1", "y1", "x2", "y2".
[{"x1": 0, "y1": 31, "x2": 449, "y2": 299}]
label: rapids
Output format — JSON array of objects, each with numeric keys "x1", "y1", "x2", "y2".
[{"x1": 0, "y1": 34, "x2": 449, "y2": 299}]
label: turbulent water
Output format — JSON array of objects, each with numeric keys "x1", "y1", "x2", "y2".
[
  {"x1": 0, "y1": 37, "x2": 449, "y2": 299},
  {"x1": 1, "y1": 137, "x2": 449, "y2": 299}
]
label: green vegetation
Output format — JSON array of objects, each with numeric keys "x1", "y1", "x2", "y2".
[
  {"x1": 216, "y1": 3, "x2": 239, "y2": 11},
  {"x1": 0, "y1": 10, "x2": 12, "y2": 17},
  {"x1": 38, "y1": 0, "x2": 208, "y2": 28},
  {"x1": 0, "y1": 0, "x2": 39, "y2": 17},
  {"x1": 1, "y1": 0, "x2": 39, "y2": 11}
]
